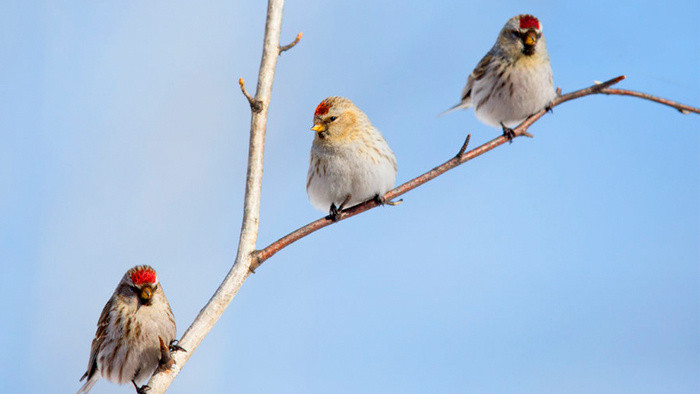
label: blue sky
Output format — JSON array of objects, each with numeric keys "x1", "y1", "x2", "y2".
[{"x1": 1, "y1": 1, "x2": 698, "y2": 393}]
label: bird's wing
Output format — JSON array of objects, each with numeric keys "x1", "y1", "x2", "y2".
[
  {"x1": 461, "y1": 53, "x2": 493, "y2": 104},
  {"x1": 80, "y1": 297, "x2": 113, "y2": 382},
  {"x1": 440, "y1": 53, "x2": 493, "y2": 116}
]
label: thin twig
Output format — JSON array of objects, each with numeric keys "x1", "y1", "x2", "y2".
[
  {"x1": 601, "y1": 88, "x2": 700, "y2": 114},
  {"x1": 250, "y1": 75, "x2": 699, "y2": 271},
  {"x1": 239, "y1": 78, "x2": 262, "y2": 112},
  {"x1": 280, "y1": 32, "x2": 303, "y2": 53},
  {"x1": 456, "y1": 134, "x2": 471, "y2": 157}
]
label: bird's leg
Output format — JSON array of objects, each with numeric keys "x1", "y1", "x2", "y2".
[
  {"x1": 327, "y1": 195, "x2": 352, "y2": 222},
  {"x1": 337, "y1": 195, "x2": 351, "y2": 211},
  {"x1": 169, "y1": 339, "x2": 186, "y2": 353},
  {"x1": 500, "y1": 122, "x2": 516, "y2": 141},
  {"x1": 132, "y1": 380, "x2": 150, "y2": 394},
  {"x1": 157, "y1": 336, "x2": 175, "y2": 370},
  {"x1": 327, "y1": 203, "x2": 340, "y2": 222}
]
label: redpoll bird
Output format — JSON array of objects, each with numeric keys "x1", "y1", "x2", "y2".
[
  {"x1": 444, "y1": 14, "x2": 556, "y2": 139},
  {"x1": 78, "y1": 266, "x2": 180, "y2": 394},
  {"x1": 307, "y1": 97, "x2": 397, "y2": 221}
]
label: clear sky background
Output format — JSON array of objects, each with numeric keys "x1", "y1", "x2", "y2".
[{"x1": 1, "y1": 1, "x2": 698, "y2": 393}]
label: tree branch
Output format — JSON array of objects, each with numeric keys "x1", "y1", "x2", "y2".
[
  {"x1": 280, "y1": 32, "x2": 303, "y2": 53},
  {"x1": 145, "y1": 0, "x2": 297, "y2": 391},
  {"x1": 250, "y1": 75, "x2": 699, "y2": 271},
  {"x1": 601, "y1": 88, "x2": 700, "y2": 114},
  {"x1": 238, "y1": 78, "x2": 262, "y2": 112}
]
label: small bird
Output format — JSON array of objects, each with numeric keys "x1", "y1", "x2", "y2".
[
  {"x1": 78, "y1": 266, "x2": 181, "y2": 394},
  {"x1": 307, "y1": 96, "x2": 397, "y2": 221},
  {"x1": 444, "y1": 14, "x2": 556, "y2": 139}
]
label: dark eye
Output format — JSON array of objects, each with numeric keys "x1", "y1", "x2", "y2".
[{"x1": 329, "y1": 116, "x2": 337, "y2": 122}]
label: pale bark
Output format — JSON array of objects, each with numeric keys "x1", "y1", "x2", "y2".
[{"x1": 145, "y1": 0, "x2": 290, "y2": 391}]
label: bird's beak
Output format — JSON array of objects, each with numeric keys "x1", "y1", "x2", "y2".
[
  {"x1": 311, "y1": 124, "x2": 326, "y2": 132},
  {"x1": 140, "y1": 287, "x2": 153, "y2": 301},
  {"x1": 524, "y1": 31, "x2": 537, "y2": 46}
]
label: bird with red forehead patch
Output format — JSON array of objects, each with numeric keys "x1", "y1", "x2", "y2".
[
  {"x1": 78, "y1": 265, "x2": 183, "y2": 394},
  {"x1": 443, "y1": 14, "x2": 556, "y2": 140},
  {"x1": 307, "y1": 96, "x2": 397, "y2": 221}
]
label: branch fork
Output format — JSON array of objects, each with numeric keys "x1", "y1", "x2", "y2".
[
  {"x1": 238, "y1": 78, "x2": 262, "y2": 112},
  {"x1": 145, "y1": 5, "x2": 700, "y2": 388}
]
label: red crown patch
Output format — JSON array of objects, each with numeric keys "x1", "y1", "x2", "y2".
[
  {"x1": 314, "y1": 101, "x2": 330, "y2": 116},
  {"x1": 130, "y1": 268, "x2": 157, "y2": 285},
  {"x1": 519, "y1": 15, "x2": 540, "y2": 30}
]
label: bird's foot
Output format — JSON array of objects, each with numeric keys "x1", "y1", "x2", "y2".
[
  {"x1": 169, "y1": 339, "x2": 186, "y2": 353},
  {"x1": 327, "y1": 203, "x2": 341, "y2": 222},
  {"x1": 500, "y1": 122, "x2": 516, "y2": 142},
  {"x1": 132, "y1": 381, "x2": 150, "y2": 394},
  {"x1": 544, "y1": 102, "x2": 554, "y2": 114},
  {"x1": 326, "y1": 195, "x2": 352, "y2": 222},
  {"x1": 374, "y1": 194, "x2": 402, "y2": 207}
]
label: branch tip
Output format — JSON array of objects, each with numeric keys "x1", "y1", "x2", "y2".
[
  {"x1": 385, "y1": 199, "x2": 403, "y2": 206},
  {"x1": 596, "y1": 75, "x2": 626, "y2": 90},
  {"x1": 456, "y1": 134, "x2": 471, "y2": 157},
  {"x1": 238, "y1": 77, "x2": 262, "y2": 112},
  {"x1": 280, "y1": 32, "x2": 303, "y2": 53}
]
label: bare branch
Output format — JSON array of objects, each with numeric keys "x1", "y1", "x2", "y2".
[
  {"x1": 601, "y1": 88, "x2": 700, "y2": 114},
  {"x1": 250, "y1": 75, "x2": 699, "y2": 271},
  {"x1": 238, "y1": 78, "x2": 262, "y2": 112},
  {"x1": 280, "y1": 32, "x2": 303, "y2": 53},
  {"x1": 145, "y1": 0, "x2": 291, "y2": 391}
]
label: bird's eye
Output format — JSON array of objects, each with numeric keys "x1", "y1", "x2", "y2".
[{"x1": 329, "y1": 116, "x2": 337, "y2": 122}]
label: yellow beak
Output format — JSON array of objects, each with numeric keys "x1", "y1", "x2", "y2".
[
  {"x1": 140, "y1": 287, "x2": 153, "y2": 300},
  {"x1": 311, "y1": 124, "x2": 326, "y2": 132},
  {"x1": 524, "y1": 32, "x2": 536, "y2": 46}
]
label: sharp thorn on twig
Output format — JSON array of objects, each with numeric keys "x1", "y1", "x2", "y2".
[
  {"x1": 456, "y1": 134, "x2": 471, "y2": 157},
  {"x1": 238, "y1": 78, "x2": 263, "y2": 112},
  {"x1": 279, "y1": 32, "x2": 303, "y2": 53}
]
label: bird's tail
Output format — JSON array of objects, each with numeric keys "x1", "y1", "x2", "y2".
[
  {"x1": 77, "y1": 374, "x2": 99, "y2": 393},
  {"x1": 439, "y1": 102, "x2": 468, "y2": 116}
]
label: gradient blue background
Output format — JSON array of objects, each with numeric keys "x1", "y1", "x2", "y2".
[{"x1": 1, "y1": 1, "x2": 698, "y2": 393}]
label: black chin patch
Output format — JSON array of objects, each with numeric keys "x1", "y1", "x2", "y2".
[{"x1": 522, "y1": 45, "x2": 535, "y2": 56}]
